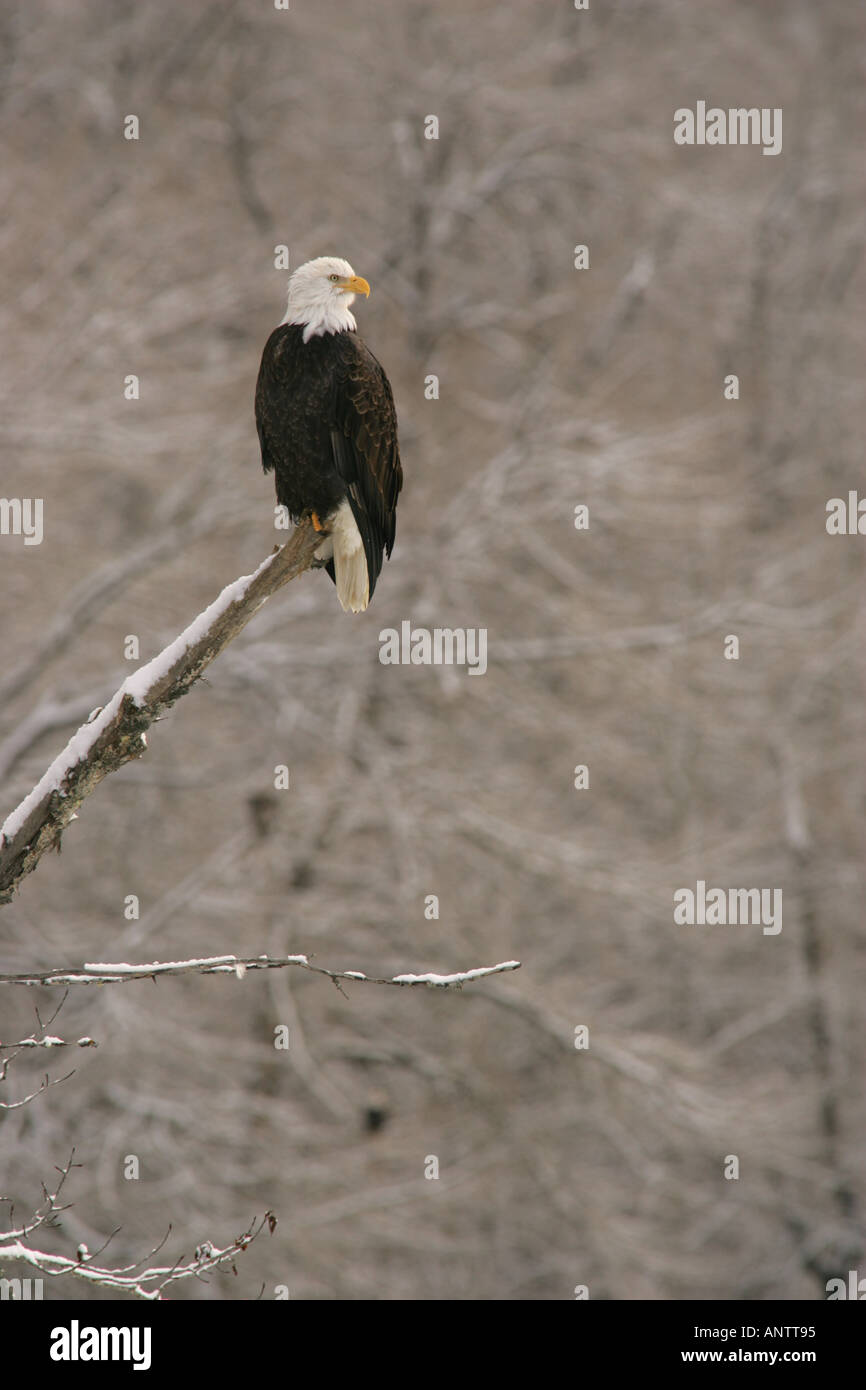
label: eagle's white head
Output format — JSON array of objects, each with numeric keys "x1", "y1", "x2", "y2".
[{"x1": 281, "y1": 256, "x2": 371, "y2": 342}]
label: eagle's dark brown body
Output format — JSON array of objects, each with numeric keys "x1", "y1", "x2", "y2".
[{"x1": 255, "y1": 324, "x2": 402, "y2": 603}]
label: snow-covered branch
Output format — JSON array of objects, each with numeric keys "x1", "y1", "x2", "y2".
[
  {"x1": 0, "y1": 1035, "x2": 98, "y2": 1051},
  {"x1": 0, "y1": 953, "x2": 522, "y2": 992},
  {"x1": 0, "y1": 991, "x2": 86, "y2": 1109},
  {"x1": 0, "y1": 520, "x2": 324, "y2": 906},
  {"x1": 0, "y1": 1150, "x2": 275, "y2": 1300},
  {"x1": 0, "y1": 1226, "x2": 272, "y2": 1299}
]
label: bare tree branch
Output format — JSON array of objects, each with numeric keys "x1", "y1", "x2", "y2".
[
  {"x1": 0, "y1": 953, "x2": 521, "y2": 991},
  {"x1": 0, "y1": 1222, "x2": 272, "y2": 1299},
  {"x1": 0, "y1": 1069, "x2": 76, "y2": 1111},
  {"x1": 0, "y1": 1151, "x2": 276, "y2": 1300},
  {"x1": 0, "y1": 991, "x2": 86, "y2": 1108},
  {"x1": 0, "y1": 520, "x2": 323, "y2": 905}
]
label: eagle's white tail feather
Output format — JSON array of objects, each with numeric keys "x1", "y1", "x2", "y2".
[{"x1": 325, "y1": 499, "x2": 369, "y2": 613}]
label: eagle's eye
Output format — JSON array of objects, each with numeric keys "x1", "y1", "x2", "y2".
[{"x1": 328, "y1": 274, "x2": 340, "y2": 282}]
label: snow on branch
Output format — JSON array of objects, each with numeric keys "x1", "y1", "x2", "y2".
[
  {"x1": 0, "y1": 991, "x2": 85, "y2": 1110},
  {"x1": 0, "y1": 1149, "x2": 275, "y2": 1300},
  {"x1": 0, "y1": 520, "x2": 324, "y2": 906},
  {"x1": 0, "y1": 953, "x2": 522, "y2": 992}
]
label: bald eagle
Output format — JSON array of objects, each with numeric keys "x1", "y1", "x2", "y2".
[{"x1": 255, "y1": 256, "x2": 403, "y2": 612}]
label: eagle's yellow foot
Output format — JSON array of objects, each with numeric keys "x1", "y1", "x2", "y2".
[{"x1": 309, "y1": 510, "x2": 330, "y2": 567}]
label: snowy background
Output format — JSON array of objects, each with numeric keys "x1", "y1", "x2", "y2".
[{"x1": 1, "y1": 0, "x2": 864, "y2": 1299}]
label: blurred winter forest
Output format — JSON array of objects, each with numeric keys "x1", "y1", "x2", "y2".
[{"x1": 0, "y1": 0, "x2": 864, "y2": 1300}]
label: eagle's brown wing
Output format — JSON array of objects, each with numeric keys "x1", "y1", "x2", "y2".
[{"x1": 327, "y1": 332, "x2": 402, "y2": 601}]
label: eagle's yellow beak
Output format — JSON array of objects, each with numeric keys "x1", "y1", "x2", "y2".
[{"x1": 339, "y1": 275, "x2": 370, "y2": 297}]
